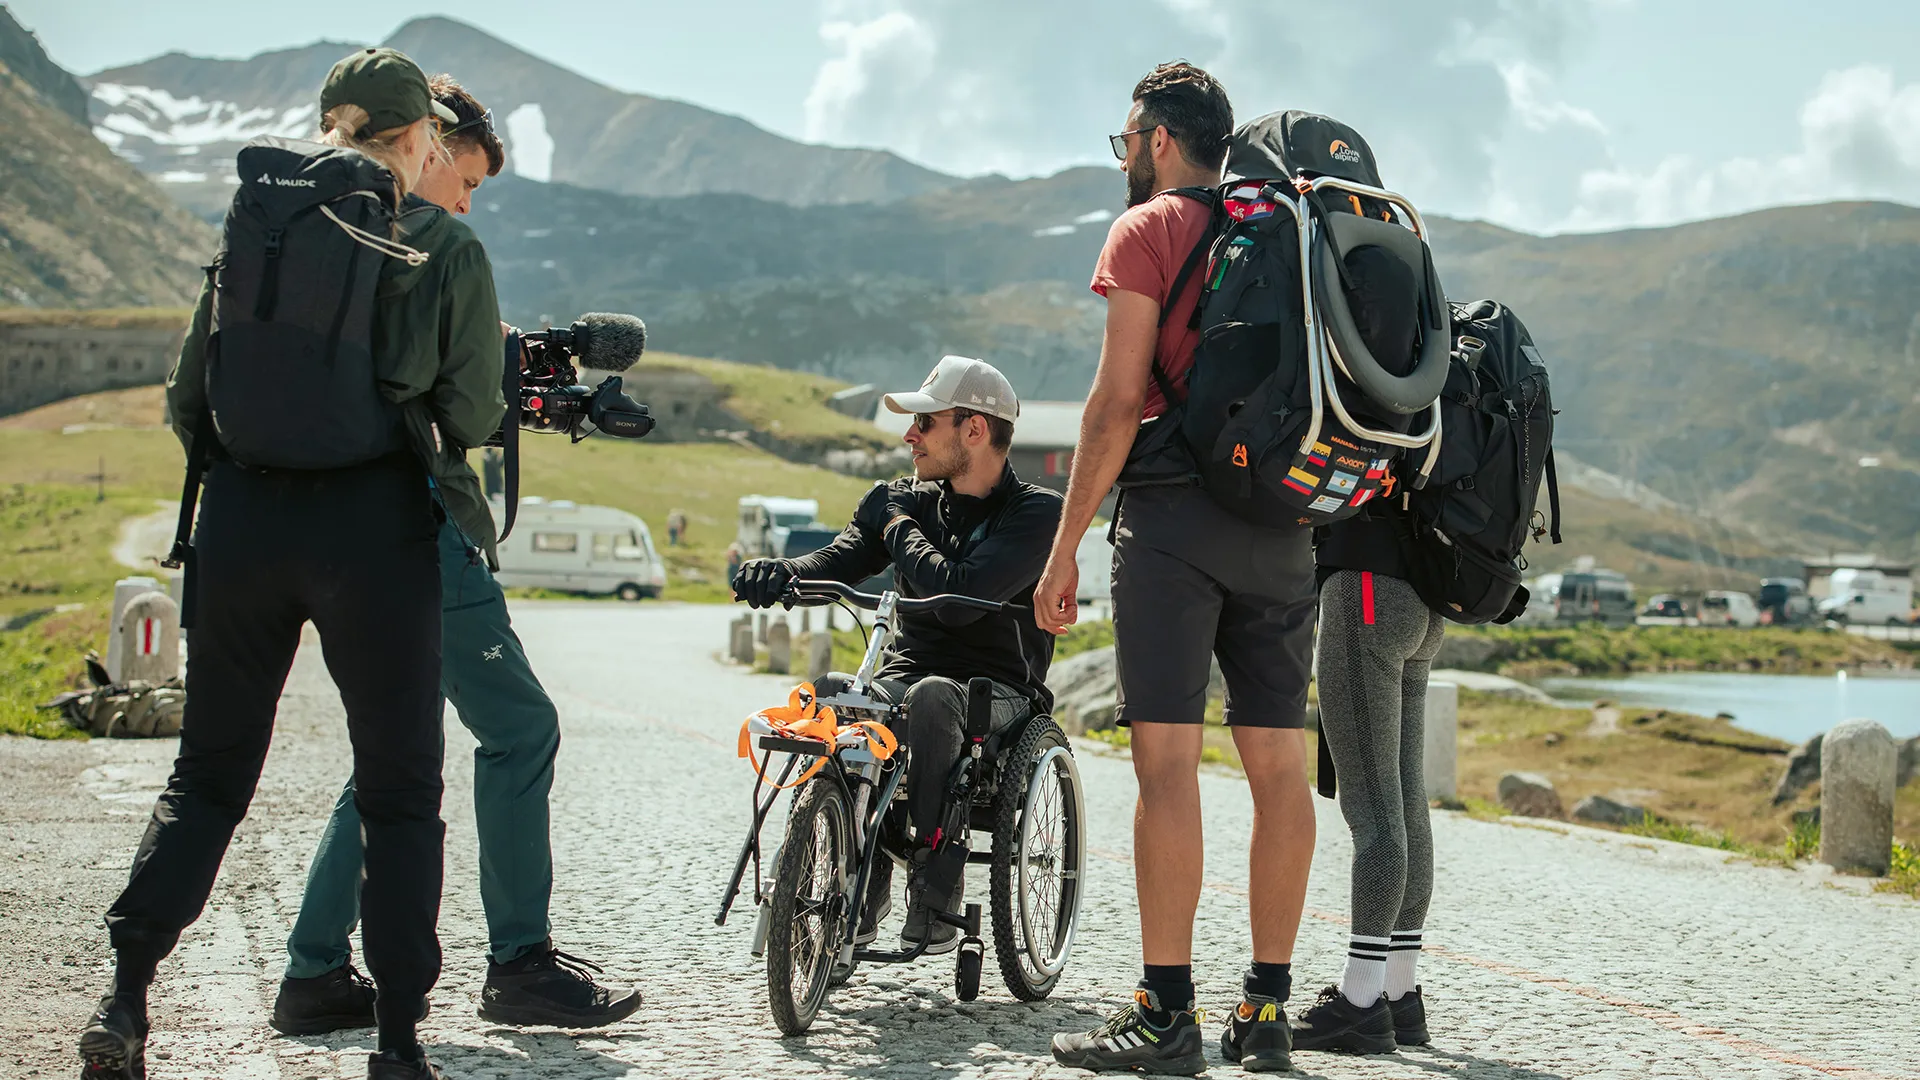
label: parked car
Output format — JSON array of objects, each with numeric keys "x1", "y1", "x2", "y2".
[
  {"x1": 1819, "y1": 568, "x2": 1915, "y2": 625},
  {"x1": 1513, "y1": 573, "x2": 1562, "y2": 625},
  {"x1": 1699, "y1": 590, "x2": 1760, "y2": 628},
  {"x1": 737, "y1": 495, "x2": 822, "y2": 560},
  {"x1": 492, "y1": 497, "x2": 667, "y2": 601},
  {"x1": 1554, "y1": 570, "x2": 1636, "y2": 627},
  {"x1": 1641, "y1": 594, "x2": 1689, "y2": 620},
  {"x1": 1757, "y1": 577, "x2": 1813, "y2": 625}
]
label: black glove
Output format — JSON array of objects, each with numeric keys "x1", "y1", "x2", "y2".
[{"x1": 732, "y1": 558, "x2": 796, "y2": 609}]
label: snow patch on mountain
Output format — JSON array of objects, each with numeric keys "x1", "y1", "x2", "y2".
[
  {"x1": 504, "y1": 103, "x2": 553, "y2": 183},
  {"x1": 90, "y1": 83, "x2": 316, "y2": 158}
]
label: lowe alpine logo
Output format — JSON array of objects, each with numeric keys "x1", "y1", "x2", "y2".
[
  {"x1": 1329, "y1": 139, "x2": 1362, "y2": 164},
  {"x1": 255, "y1": 172, "x2": 318, "y2": 188}
]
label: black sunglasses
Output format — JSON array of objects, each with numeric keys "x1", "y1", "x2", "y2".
[
  {"x1": 440, "y1": 108, "x2": 494, "y2": 139},
  {"x1": 912, "y1": 408, "x2": 978, "y2": 433},
  {"x1": 1109, "y1": 125, "x2": 1173, "y2": 161}
]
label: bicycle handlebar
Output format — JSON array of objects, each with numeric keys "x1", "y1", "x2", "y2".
[{"x1": 784, "y1": 578, "x2": 1027, "y2": 617}]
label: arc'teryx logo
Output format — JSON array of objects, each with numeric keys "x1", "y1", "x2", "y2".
[
  {"x1": 481, "y1": 644, "x2": 504, "y2": 661},
  {"x1": 255, "y1": 172, "x2": 317, "y2": 188}
]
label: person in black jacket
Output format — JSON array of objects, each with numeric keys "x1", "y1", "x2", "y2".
[{"x1": 733, "y1": 355, "x2": 1062, "y2": 953}]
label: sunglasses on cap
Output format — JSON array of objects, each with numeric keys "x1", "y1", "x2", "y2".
[{"x1": 911, "y1": 407, "x2": 979, "y2": 433}]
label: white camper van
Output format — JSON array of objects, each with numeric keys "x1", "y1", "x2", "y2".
[
  {"x1": 1076, "y1": 524, "x2": 1114, "y2": 607},
  {"x1": 1819, "y1": 568, "x2": 1914, "y2": 625},
  {"x1": 738, "y1": 496, "x2": 823, "y2": 560},
  {"x1": 492, "y1": 497, "x2": 667, "y2": 601}
]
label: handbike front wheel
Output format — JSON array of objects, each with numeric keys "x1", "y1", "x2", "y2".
[
  {"x1": 766, "y1": 777, "x2": 852, "y2": 1035},
  {"x1": 989, "y1": 716, "x2": 1085, "y2": 1001}
]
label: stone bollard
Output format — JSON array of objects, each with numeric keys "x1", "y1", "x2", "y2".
[
  {"x1": 825, "y1": 606, "x2": 836, "y2": 632},
  {"x1": 1820, "y1": 718, "x2": 1897, "y2": 875},
  {"x1": 119, "y1": 592, "x2": 182, "y2": 684},
  {"x1": 808, "y1": 632, "x2": 833, "y2": 683},
  {"x1": 106, "y1": 577, "x2": 162, "y2": 682},
  {"x1": 1423, "y1": 680, "x2": 1459, "y2": 802},
  {"x1": 730, "y1": 622, "x2": 756, "y2": 666},
  {"x1": 800, "y1": 608, "x2": 811, "y2": 635},
  {"x1": 766, "y1": 618, "x2": 792, "y2": 675},
  {"x1": 756, "y1": 612, "x2": 769, "y2": 645}
]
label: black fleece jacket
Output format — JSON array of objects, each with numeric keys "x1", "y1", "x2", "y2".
[{"x1": 789, "y1": 463, "x2": 1062, "y2": 709}]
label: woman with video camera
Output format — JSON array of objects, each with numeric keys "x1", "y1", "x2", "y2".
[{"x1": 80, "y1": 48, "x2": 503, "y2": 1080}]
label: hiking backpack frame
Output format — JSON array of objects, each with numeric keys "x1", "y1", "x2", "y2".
[{"x1": 1133, "y1": 111, "x2": 1452, "y2": 527}]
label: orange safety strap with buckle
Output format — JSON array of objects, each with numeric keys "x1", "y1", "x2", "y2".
[{"x1": 736, "y1": 681, "x2": 899, "y2": 789}]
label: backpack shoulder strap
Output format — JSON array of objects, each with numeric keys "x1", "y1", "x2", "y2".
[
  {"x1": 1147, "y1": 187, "x2": 1222, "y2": 405},
  {"x1": 1543, "y1": 449, "x2": 1563, "y2": 544},
  {"x1": 498, "y1": 332, "x2": 523, "y2": 543}
]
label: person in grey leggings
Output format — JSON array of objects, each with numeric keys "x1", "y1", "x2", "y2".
[{"x1": 1290, "y1": 508, "x2": 1445, "y2": 1054}]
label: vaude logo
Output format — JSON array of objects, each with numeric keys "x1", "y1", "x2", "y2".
[
  {"x1": 1329, "y1": 139, "x2": 1363, "y2": 165},
  {"x1": 255, "y1": 172, "x2": 317, "y2": 188}
]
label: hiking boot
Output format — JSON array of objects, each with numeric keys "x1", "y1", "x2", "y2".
[
  {"x1": 1289, "y1": 985, "x2": 1397, "y2": 1054},
  {"x1": 367, "y1": 1050, "x2": 447, "y2": 1079},
  {"x1": 78, "y1": 996, "x2": 147, "y2": 1080},
  {"x1": 271, "y1": 963, "x2": 378, "y2": 1035},
  {"x1": 1221, "y1": 993, "x2": 1292, "y2": 1072},
  {"x1": 1051, "y1": 988, "x2": 1206, "y2": 1075},
  {"x1": 477, "y1": 941, "x2": 641, "y2": 1028},
  {"x1": 1388, "y1": 986, "x2": 1430, "y2": 1046},
  {"x1": 901, "y1": 844, "x2": 964, "y2": 955}
]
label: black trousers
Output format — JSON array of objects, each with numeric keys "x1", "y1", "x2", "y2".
[{"x1": 104, "y1": 457, "x2": 446, "y2": 1034}]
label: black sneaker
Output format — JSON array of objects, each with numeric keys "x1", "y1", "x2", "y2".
[
  {"x1": 271, "y1": 964, "x2": 377, "y2": 1035},
  {"x1": 853, "y1": 860, "x2": 893, "y2": 946},
  {"x1": 901, "y1": 844, "x2": 965, "y2": 955},
  {"x1": 367, "y1": 1049, "x2": 447, "y2": 1079},
  {"x1": 1221, "y1": 994, "x2": 1292, "y2": 1072},
  {"x1": 1388, "y1": 987, "x2": 1429, "y2": 1046},
  {"x1": 1289, "y1": 985, "x2": 1397, "y2": 1054},
  {"x1": 1051, "y1": 989, "x2": 1206, "y2": 1075},
  {"x1": 477, "y1": 941, "x2": 641, "y2": 1028},
  {"x1": 78, "y1": 996, "x2": 146, "y2": 1080}
]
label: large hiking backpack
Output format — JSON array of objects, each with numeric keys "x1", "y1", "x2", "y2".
[
  {"x1": 205, "y1": 136, "x2": 424, "y2": 468},
  {"x1": 1398, "y1": 299, "x2": 1562, "y2": 624},
  {"x1": 1124, "y1": 110, "x2": 1451, "y2": 528},
  {"x1": 163, "y1": 136, "x2": 431, "y2": 579}
]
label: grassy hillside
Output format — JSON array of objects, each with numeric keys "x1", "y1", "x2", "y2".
[{"x1": 0, "y1": 13, "x2": 212, "y2": 307}]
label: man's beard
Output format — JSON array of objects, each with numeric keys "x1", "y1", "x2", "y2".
[
  {"x1": 1125, "y1": 154, "x2": 1159, "y2": 208},
  {"x1": 914, "y1": 441, "x2": 970, "y2": 483}
]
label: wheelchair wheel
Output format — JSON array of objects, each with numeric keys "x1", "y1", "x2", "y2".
[
  {"x1": 766, "y1": 777, "x2": 851, "y2": 1035},
  {"x1": 989, "y1": 716, "x2": 1085, "y2": 1001}
]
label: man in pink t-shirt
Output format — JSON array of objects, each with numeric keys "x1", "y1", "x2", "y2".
[{"x1": 1040, "y1": 62, "x2": 1319, "y2": 1076}]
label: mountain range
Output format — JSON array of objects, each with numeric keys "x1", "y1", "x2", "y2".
[
  {"x1": 9, "y1": 8, "x2": 1920, "y2": 563},
  {"x1": 0, "y1": 6, "x2": 212, "y2": 307}
]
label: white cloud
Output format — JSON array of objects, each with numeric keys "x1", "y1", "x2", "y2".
[{"x1": 1560, "y1": 65, "x2": 1920, "y2": 231}]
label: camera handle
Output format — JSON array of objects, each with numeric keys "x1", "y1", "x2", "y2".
[{"x1": 498, "y1": 332, "x2": 523, "y2": 543}]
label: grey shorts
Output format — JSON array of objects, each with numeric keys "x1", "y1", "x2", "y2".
[{"x1": 1110, "y1": 485, "x2": 1316, "y2": 728}]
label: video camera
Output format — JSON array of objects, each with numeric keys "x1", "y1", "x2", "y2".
[{"x1": 487, "y1": 312, "x2": 655, "y2": 445}]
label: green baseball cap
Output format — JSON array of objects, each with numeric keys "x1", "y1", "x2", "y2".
[{"x1": 321, "y1": 47, "x2": 458, "y2": 136}]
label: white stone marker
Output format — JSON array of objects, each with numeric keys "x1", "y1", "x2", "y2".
[
  {"x1": 119, "y1": 592, "x2": 181, "y2": 684},
  {"x1": 106, "y1": 576, "x2": 161, "y2": 682},
  {"x1": 808, "y1": 633, "x2": 833, "y2": 684},
  {"x1": 730, "y1": 622, "x2": 756, "y2": 666},
  {"x1": 766, "y1": 618, "x2": 791, "y2": 675},
  {"x1": 1424, "y1": 680, "x2": 1459, "y2": 802},
  {"x1": 1821, "y1": 718, "x2": 1897, "y2": 876}
]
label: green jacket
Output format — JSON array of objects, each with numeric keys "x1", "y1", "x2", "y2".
[{"x1": 167, "y1": 195, "x2": 507, "y2": 562}]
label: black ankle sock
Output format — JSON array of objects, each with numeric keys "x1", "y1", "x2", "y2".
[
  {"x1": 376, "y1": 1014, "x2": 423, "y2": 1063},
  {"x1": 1246, "y1": 961, "x2": 1292, "y2": 1002},
  {"x1": 1140, "y1": 964, "x2": 1195, "y2": 1018},
  {"x1": 111, "y1": 951, "x2": 157, "y2": 1025}
]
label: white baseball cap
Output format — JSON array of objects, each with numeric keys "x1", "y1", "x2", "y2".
[{"x1": 882, "y1": 355, "x2": 1020, "y2": 423}]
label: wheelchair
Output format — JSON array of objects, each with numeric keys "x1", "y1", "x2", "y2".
[{"x1": 717, "y1": 580, "x2": 1087, "y2": 1035}]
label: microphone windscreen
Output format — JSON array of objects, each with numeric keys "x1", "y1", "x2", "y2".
[{"x1": 576, "y1": 312, "x2": 647, "y2": 371}]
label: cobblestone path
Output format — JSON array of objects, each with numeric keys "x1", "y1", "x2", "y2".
[{"x1": 4, "y1": 601, "x2": 1915, "y2": 1079}]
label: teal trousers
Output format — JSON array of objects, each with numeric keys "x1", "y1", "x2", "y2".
[{"x1": 285, "y1": 517, "x2": 558, "y2": 977}]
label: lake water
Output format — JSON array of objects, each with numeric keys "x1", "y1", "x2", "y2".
[{"x1": 1536, "y1": 672, "x2": 1920, "y2": 744}]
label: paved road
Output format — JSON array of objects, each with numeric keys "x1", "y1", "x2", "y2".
[{"x1": 4, "y1": 601, "x2": 1917, "y2": 1079}]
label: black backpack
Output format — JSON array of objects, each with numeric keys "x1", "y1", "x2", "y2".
[
  {"x1": 1121, "y1": 111, "x2": 1452, "y2": 529},
  {"x1": 164, "y1": 137, "x2": 429, "y2": 577},
  {"x1": 1398, "y1": 299, "x2": 1562, "y2": 623}
]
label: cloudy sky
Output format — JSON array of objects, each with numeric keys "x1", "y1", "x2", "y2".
[{"x1": 13, "y1": 0, "x2": 1920, "y2": 233}]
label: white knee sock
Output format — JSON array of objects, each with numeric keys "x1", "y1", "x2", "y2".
[
  {"x1": 1386, "y1": 930, "x2": 1422, "y2": 999},
  {"x1": 1341, "y1": 935, "x2": 1390, "y2": 1008}
]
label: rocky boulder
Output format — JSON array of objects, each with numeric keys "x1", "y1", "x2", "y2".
[
  {"x1": 1572, "y1": 793, "x2": 1647, "y2": 826},
  {"x1": 1772, "y1": 732, "x2": 1824, "y2": 805},
  {"x1": 1435, "y1": 635, "x2": 1511, "y2": 672},
  {"x1": 1497, "y1": 771, "x2": 1564, "y2": 819},
  {"x1": 1048, "y1": 646, "x2": 1119, "y2": 734}
]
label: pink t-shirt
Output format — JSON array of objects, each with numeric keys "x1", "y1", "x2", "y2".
[{"x1": 1090, "y1": 192, "x2": 1213, "y2": 419}]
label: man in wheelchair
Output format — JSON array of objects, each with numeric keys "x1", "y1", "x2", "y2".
[{"x1": 733, "y1": 355, "x2": 1063, "y2": 954}]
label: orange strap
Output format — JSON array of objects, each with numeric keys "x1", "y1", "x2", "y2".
[{"x1": 737, "y1": 682, "x2": 898, "y2": 789}]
